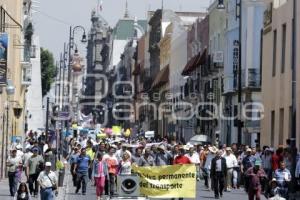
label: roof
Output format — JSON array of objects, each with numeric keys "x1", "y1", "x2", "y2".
[
  {"x1": 113, "y1": 19, "x2": 147, "y2": 40},
  {"x1": 182, "y1": 48, "x2": 207, "y2": 76},
  {"x1": 151, "y1": 65, "x2": 169, "y2": 89},
  {"x1": 113, "y1": 19, "x2": 135, "y2": 40}
]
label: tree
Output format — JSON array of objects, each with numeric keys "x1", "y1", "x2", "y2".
[{"x1": 40, "y1": 48, "x2": 56, "y2": 96}]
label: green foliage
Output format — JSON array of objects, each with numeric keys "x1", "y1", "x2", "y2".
[{"x1": 40, "y1": 48, "x2": 56, "y2": 96}]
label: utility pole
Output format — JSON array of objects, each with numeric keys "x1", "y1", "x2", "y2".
[
  {"x1": 237, "y1": 0, "x2": 243, "y2": 145},
  {"x1": 45, "y1": 97, "x2": 50, "y2": 141}
]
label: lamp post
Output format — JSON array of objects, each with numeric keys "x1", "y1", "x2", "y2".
[
  {"x1": 65, "y1": 26, "x2": 87, "y2": 141},
  {"x1": 218, "y1": 0, "x2": 243, "y2": 145},
  {"x1": 2, "y1": 79, "x2": 15, "y2": 178}
]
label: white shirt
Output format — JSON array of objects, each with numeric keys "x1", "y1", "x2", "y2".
[
  {"x1": 224, "y1": 153, "x2": 238, "y2": 168},
  {"x1": 16, "y1": 150, "x2": 24, "y2": 160},
  {"x1": 185, "y1": 152, "x2": 200, "y2": 164},
  {"x1": 37, "y1": 170, "x2": 57, "y2": 189},
  {"x1": 216, "y1": 159, "x2": 222, "y2": 172},
  {"x1": 7, "y1": 156, "x2": 22, "y2": 172}
]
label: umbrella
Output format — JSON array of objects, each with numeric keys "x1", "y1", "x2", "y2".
[{"x1": 189, "y1": 135, "x2": 208, "y2": 145}]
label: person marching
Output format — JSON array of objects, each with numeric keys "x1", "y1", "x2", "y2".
[
  {"x1": 37, "y1": 162, "x2": 58, "y2": 200},
  {"x1": 7, "y1": 149, "x2": 23, "y2": 196},
  {"x1": 73, "y1": 148, "x2": 91, "y2": 195},
  {"x1": 245, "y1": 160, "x2": 267, "y2": 200},
  {"x1": 93, "y1": 152, "x2": 109, "y2": 200},
  {"x1": 211, "y1": 150, "x2": 227, "y2": 199}
]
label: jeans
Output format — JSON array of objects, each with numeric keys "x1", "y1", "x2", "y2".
[
  {"x1": 70, "y1": 164, "x2": 77, "y2": 186},
  {"x1": 29, "y1": 173, "x2": 39, "y2": 195},
  {"x1": 203, "y1": 168, "x2": 211, "y2": 189},
  {"x1": 233, "y1": 169, "x2": 238, "y2": 188},
  {"x1": 40, "y1": 188, "x2": 54, "y2": 200},
  {"x1": 108, "y1": 173, "x2": 116, "y2": 195},
  {"x1": 8, "y1": 171, "x2": 17, "y2": 196},
  {"x1": 76, "y1": 172, "x2": 88, "y2": 194}
]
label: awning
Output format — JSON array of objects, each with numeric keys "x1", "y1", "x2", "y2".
[
  {"x1": 132, "y1": 64, "x2": 141, "y2": 76},
  {"x1": 151, "y1": 64, "x2": 169, "y2": 89},
  {"x1": 181, "y1": 48, "x2": 207, "y2": 76},
  {"x1": 181, "y1": 53, "x2": 200, "y2": 76}
]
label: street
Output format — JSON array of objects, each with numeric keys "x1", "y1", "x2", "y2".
[{"x1": 61, "y1": 171, "x2": 266, "y2": 200}]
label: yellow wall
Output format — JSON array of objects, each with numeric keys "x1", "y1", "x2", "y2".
[
  {"x1": 261, "y1": 1, "x2": 293, "y2": 148},
  {"x1": 0, "y1": 0, "x2": 25, "y2": 175}
]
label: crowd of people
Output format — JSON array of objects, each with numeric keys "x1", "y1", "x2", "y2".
[
  {"x1": 6, "y1": 131, "x2": 58, "y2": 200},
  {"x1": 5, "y1": 130, "x2": 300, "y2": 200},
  {"x1": 67, "y1": 133, "x2": 300, "y2": 200}
]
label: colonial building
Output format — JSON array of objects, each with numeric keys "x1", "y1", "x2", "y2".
[
  {"x1": 261, "y1": 0, "x2": 297, "y2": 148},
  {"x1": 84, "y1": 10, "x2": 112, "y2": 120}
]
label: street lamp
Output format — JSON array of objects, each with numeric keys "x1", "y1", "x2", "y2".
[
  {"x1": 218, "y1": 0, "x2": 243, "y2": 145},
  {"x1": 1, "y1": 79, "x2": 15, "y2": 178}
]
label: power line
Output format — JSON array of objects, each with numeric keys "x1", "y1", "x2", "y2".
[{"x1": 33, "y1": 9, "x2": 72, "y2": 26}]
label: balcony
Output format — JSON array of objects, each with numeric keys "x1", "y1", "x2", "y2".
[
  {"x1": 21, "y1": 61, "x2": 32, "y2": 86},
  {"x1": 242, "y1": 68, "x2": 261, "y2": 89},
  {"x1": 223, "y1": 75, "x2": 235, "y2": 95}
]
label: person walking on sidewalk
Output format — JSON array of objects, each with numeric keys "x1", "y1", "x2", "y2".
[
  {"x1": 68, "y1": 146, "x2": 80, "y2": 186},
  {"x1": 211, "y1": 150, "x2": 227, "y2": 199},
  {"x1": 93, "y1": 152, "x2": 109, "y2": 200},
  {"x1": 37, "y1": 162, "x2": 58, "y2": 200},
  {"x1": 7, "y1": 149, "x2": 23, "y2": 196},
  {"x1": 73, "y1": 148, "x2": 91, "y2": 195},
  {"x1": 13, "y1": 182, "x2": 32, "y2": 200},
  {"x1": 26, "y1": 147, "x2": 44, "y2": 196}
]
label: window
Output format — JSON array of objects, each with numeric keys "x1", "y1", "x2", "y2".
[
  {"x1": 272, "y1": 29, "x2": 277, "y2": 77},
  {"x1": 271, "y1": 110, "x2": 275, "y2": 147},
  {"x1": 281, "y1": 24, "x2": 286, "y2": 73},
  {"x1": 279, "y1": 108, "x2": 284, "y2": 144}
]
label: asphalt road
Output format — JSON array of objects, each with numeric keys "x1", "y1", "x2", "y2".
[{"x1": 63, "y1": 173, "x2": 263, "y2": 200}]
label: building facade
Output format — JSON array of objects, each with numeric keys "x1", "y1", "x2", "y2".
[{"x1": 261, "y1": 0, "x2": 295, "y2": 148}]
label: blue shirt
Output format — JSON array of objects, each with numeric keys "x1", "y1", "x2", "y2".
[
  {"x1": 76, "y1": 155, "x2": 90, "y2": 173},
  {"x1": 69, "y1": 153, "x2": 79, "y2": 165}
]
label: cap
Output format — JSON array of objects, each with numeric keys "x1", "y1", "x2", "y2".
[
  {"x1": 254, "y1": 160, "x2": 262, "y2": 166},
  {"x1": 45, "y1": 162, "x2": 51, "y2": 167},
  {"x1": 32, "y1": 147, "x2": 39, "y2": 152}
]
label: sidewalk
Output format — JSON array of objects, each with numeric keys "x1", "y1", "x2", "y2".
[{"x1": 0, "y1": 170, "x2": 69, "y2": 200}]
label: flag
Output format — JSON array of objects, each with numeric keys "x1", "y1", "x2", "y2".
[{"x1": 99, "y1": 0, "x2": 103, "y2": 11}]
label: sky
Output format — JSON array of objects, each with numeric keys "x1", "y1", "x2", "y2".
[{"x1": 34, "y1": 0, "x2": 211, "y2": 60}]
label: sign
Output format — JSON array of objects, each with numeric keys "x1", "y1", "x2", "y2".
[
  {"x1": 0, "y1": 33, "x2": 8, "y2": 85},
  {"x1": 112, "y1": 125, "x2": 122, "y2": 136},
  {"x1": 145, "y1": 131, "x2": 154, "y2": 138},
  {"x1": 132, "y1": 164, "x2": 196, "y2": 198},
  {"x1": 263, "y1": 3, "x2": 272, "y2": 34},
  {"x1": 213, "y1": 51, "x2": 224, "y2": 63},
  {"x1": 11, "y1": 136, "x2": 22, "y2": 143}
]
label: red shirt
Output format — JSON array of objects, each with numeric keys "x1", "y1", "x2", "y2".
[
  {"x1": 271, "y1": 154, "x2": 284, "y2": 171},
  {"x1": 173, "y1": 155, "x2": 191, "y2": 165}
]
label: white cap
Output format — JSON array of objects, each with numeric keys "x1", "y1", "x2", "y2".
[{"x1": 45, "y1": 162, "x2": 51, "y2": 167}]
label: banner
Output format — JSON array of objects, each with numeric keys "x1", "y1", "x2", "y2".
[
  {"x1": 0, "y1": 33, "x2": 8, "y2": 85},
  {"x1": 132, "y1": 164, "x2": 196, "y2": 198}
]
